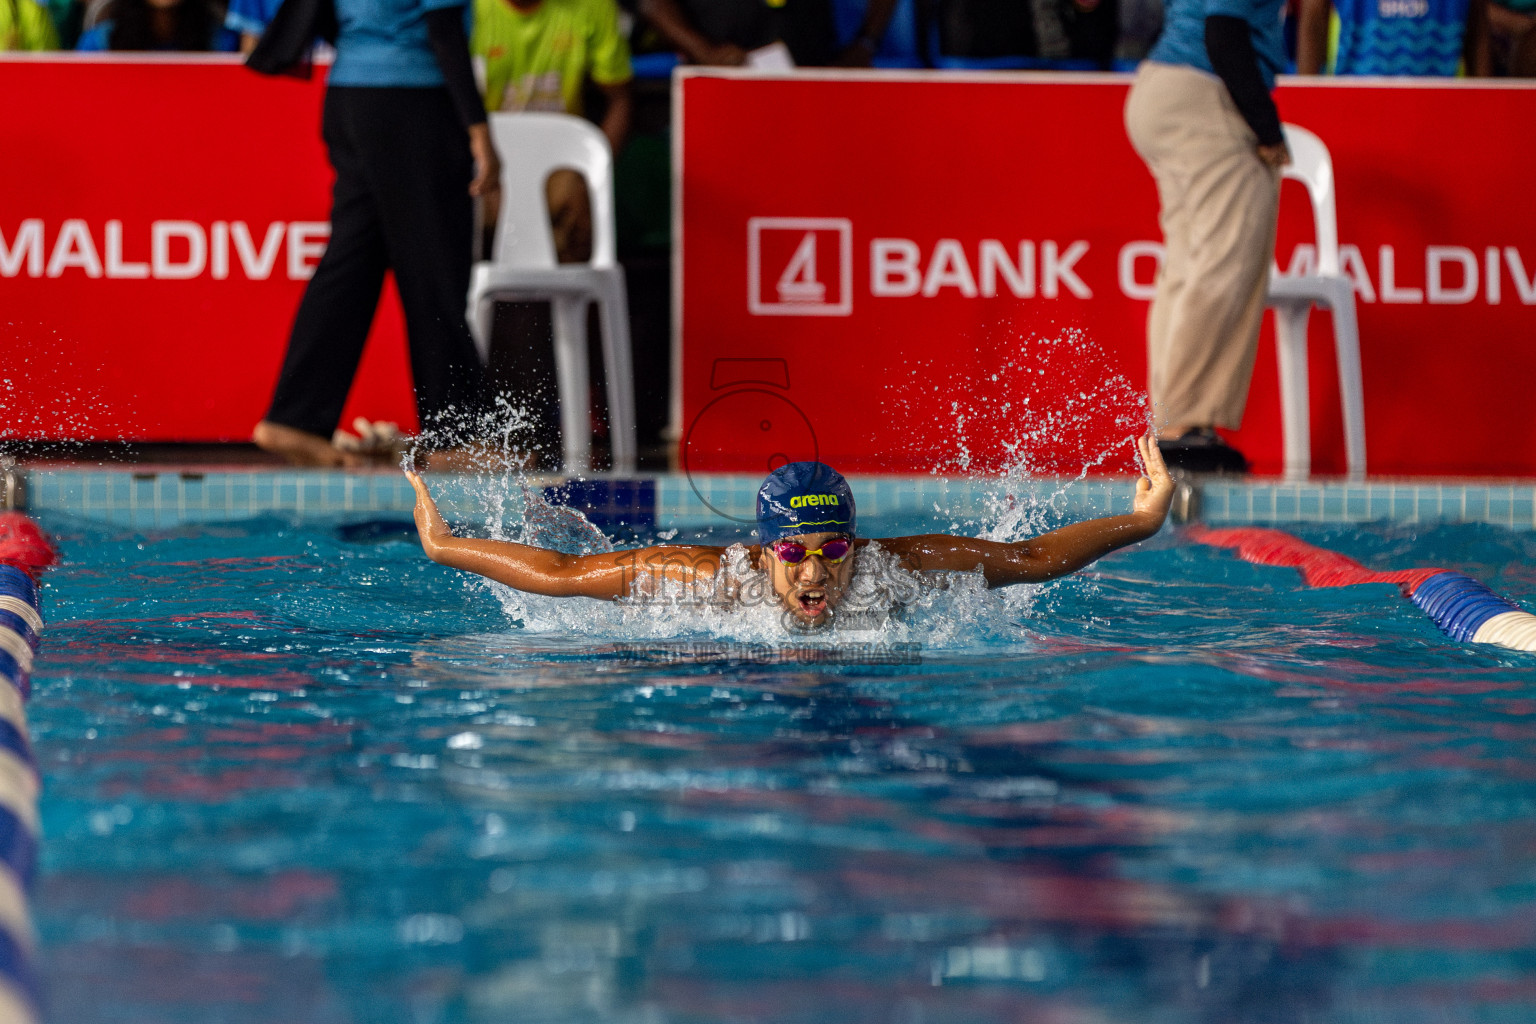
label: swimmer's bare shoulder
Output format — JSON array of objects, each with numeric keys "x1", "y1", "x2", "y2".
[{"x1": 407, "y1": 471, "x2": 740, "y2": 599}]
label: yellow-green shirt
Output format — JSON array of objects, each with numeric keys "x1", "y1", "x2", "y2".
[
  {"x1": 470, "y1": 0, "x2": 632, "y2": 116},
  {"x1": 1, "y1": 0, "x2": 59, "y2": 50}
]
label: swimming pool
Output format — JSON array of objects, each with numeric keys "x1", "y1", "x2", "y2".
[{"x1": 24, "y1": 473, "x2": 1536, "y2": 1023}]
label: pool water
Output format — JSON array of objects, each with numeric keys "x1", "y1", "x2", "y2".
[{"x1": 26, "y1": 505, "x2": 1536, "y2": 1024}]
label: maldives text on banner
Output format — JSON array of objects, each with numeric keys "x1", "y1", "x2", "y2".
[
  {"x1": 0, "y1": 56, "x2": 417, "y2": 442},
  {"x1": 676, "y1": 70, "x2": 1536, "y2": 477}
]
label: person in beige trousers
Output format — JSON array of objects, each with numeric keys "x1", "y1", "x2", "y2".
[{"x1": 1124, "y1": 0, "x2": 1292, "y2": 473}]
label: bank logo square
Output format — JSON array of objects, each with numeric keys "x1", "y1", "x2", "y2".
[{"x1": 748, "y1": 218, "x2": 852, "y2": 316}]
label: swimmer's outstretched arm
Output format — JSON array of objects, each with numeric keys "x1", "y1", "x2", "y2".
[
  {"x1": 878, "y1": 433, "x2": 1174, "y2": 586},
  {"x1": 407, "y1": 472, "x2": 726, "y2": 599}
]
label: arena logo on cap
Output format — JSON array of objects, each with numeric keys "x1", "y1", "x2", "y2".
[{"x1": 788, "y1": 494, "x2": 839, "y2": 508}]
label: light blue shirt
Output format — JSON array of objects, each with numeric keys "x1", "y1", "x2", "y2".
[
  {"x1": 1148, "y1": 0, "x2": 1288, "y2": 89},
  {"x1": 1333, "y1": 0, "x2": 1471, "y2": 75},
  {"x1": 329, "y1": 0, "x2": 466, "y2": 87}
]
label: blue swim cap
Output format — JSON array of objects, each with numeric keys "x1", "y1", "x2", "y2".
[{"x1": 756, "y1": 461, "x2": 856, "y2": 545}]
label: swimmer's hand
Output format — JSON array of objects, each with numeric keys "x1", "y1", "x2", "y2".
[
  {"x1": 1132, "y1": 432, "x2": 1174, "y2": 528},
  {"x1": 406, "y1": 470, "x2": 453, "y2": 552}
]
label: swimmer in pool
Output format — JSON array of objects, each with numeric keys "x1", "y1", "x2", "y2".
[{"x1": 406, "y1": 433, "x2": 1173, "y2": 628}]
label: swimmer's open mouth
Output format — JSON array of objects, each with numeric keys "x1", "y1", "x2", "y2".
[{"x1": 796, "y1": 589, "x2": 828, "y2": 617}]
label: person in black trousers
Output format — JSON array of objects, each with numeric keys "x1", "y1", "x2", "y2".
[{"x1": 251, "y1": 0, "x2": 500, "y2": 466}]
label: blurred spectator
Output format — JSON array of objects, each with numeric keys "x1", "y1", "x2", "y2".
[
  {"x1": 1116, "y1": 0, "x2": 1163, "y2": 61},
  {"x1": 1297, "y1": 0, "x2": 1490, "y2": 74},
  {"x1": 48, "y1": 0, "x2": 86, "y2": 47},
  {"x1": 2, "y1": 0, "x2": 58, "y2": 46},
  {"x1": 223, "y1": 0, "x2": 280, "y2": 52},
  {"x1": 938, "y1": 0, "x2": 1040, "y2": 58},
  {"x1": 2, "y1": 0, "x2": 61, "y2": 47},
  {"x1": 937, "y1": 0, "x2": 1119, "y2": 67},
  {"x1": 637, "y1": 0, "x2": 893, "y2": 66},
  {"x1": 1489, "y1": 0, "x2": 1536, "y2": 73},
  {"x1": 76, "y1": 0, "x2": 239, "y2": 49},
  {"x1": 472, "y1": 0, "x2": 631, "y2": 147},
  {"x1": 221, "y1": 0, "x2": 341, "y2": 56},
  {"x1": 1124, "y1": 0, "x2": 1290, "y2": 473},
  {"x1": 471, "y1": 0, "x2": 634, "y2": 264},
  {"x1": 1057, "y1": 0, "x2": 1118, "y2": 64},
  {"x1": 469, "y1": 0, "x2": 634, "y2": 465},
  {"x1": 2, "y1": 0, "x2": 59, "y2": 48},
  {"x1": 249, "y1": 0, "x2": 498, "y2": 464}
]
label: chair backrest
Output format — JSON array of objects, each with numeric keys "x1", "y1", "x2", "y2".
[
  {"x1": 1279, "y1": 123, "x2": 1341, "y2": 277},
  {"x1": 486, "y1": 112, "x2": 618, "y2": 270}
]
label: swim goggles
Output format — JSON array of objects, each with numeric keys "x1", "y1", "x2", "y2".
[{"x1": 770, "y1": 537, "x2": 853, "y2": 565}]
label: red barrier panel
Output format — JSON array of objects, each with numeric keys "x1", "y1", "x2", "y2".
[
  {"x1": 0, "y1": 55, "x2": 416, "y2": 442},
  {"x1": 676, "y1": 70, "x2": 1536, "y2": 476},
  {"x1": 6, "y1": 61, "x2": 1535, "y2": 469}
]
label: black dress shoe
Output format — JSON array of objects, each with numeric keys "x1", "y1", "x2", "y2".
[{"x1": 1158, "y1": 427, "x2": 1250, "y2": 475}]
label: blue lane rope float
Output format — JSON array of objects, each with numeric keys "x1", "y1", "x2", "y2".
[
  {"x1": 0, "y1": 563, "x2": 41, "y2": 1024},
  {"x1": 0, "y1": 509, "x2": 53, "y2": 1024},
  {"x1": 1190, "y1": 526, "x2": 1536, "y2": 654}
]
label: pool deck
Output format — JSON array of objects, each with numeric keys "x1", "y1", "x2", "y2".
[{"x1": 11, "y1": 462, "x2": 1536, "y2": 532}]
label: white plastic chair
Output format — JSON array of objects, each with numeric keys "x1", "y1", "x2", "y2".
[
  {"x1": 1266, "y1": 123, "x2": 1366, "y2": 481},
  {"x1": 467, "y1": 112, "x2": 637, "y2": 473}
]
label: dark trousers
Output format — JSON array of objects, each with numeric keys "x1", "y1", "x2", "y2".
[{"x1": 266, "y1": 86, "x2": 483, "y2": 439}]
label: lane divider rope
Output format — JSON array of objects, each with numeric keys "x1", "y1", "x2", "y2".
[
  {"x1": 1187, "y1": 525, "x2": 1536, "y2": 653},
  {"x1": 0, "y1": 511, "x2": 57, "y2": 1024}
]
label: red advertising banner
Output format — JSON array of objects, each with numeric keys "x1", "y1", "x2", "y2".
[
  {"x1": 677, "y1": 70, "x2": 1536, "y2": 477},
  {"x1": 0, "y1": 55, "x2": 416, "y2": 442}
]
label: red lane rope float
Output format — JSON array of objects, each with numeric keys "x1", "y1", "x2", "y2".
[
  {"x1": 1186, "y1": 526, "x2": 1442, "y2": 595},
  {"x1": 1187, "y1": 525, "x2": 1536, "y2": 653},
  {"x1": 0, "y1": 515, "x2": 55, "y2": 584}
]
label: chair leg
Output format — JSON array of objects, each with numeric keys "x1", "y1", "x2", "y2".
[
  {"x1": 1274, "y1": 301, "x2": 1313, "y2": 481},
  {"x1": 551, "y1": 295, "x2": 592, "y2": 474},
  {"x1": 1328, "y1": 293, "x2": 1367, "y2": 480},
  {"x1": 467, "y1": 288, "x2": 494, "y2": 366},
  {"x1": 597, "y1": 272, "x2": 638, "y2": 474}
]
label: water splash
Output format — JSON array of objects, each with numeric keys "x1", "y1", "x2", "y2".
[
  {"x1": 882, "y1": 326, "x2": 1144, "y2": 480},
  {"x1": 481, "y1": 536, "x2": 1033, "y2": 652},
  {"x1": 430, "y1": 326, "x2": 1150, "y2": 650},
  {"x1": 0, "y1": 322, "x2": 125, "y2": 452},
  {"x1": 443, "y1": 458, "x2": 1044, "y2": 651},
  {"x1": 519, "y1": 487, "x2": 614, "y2": 557}
]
